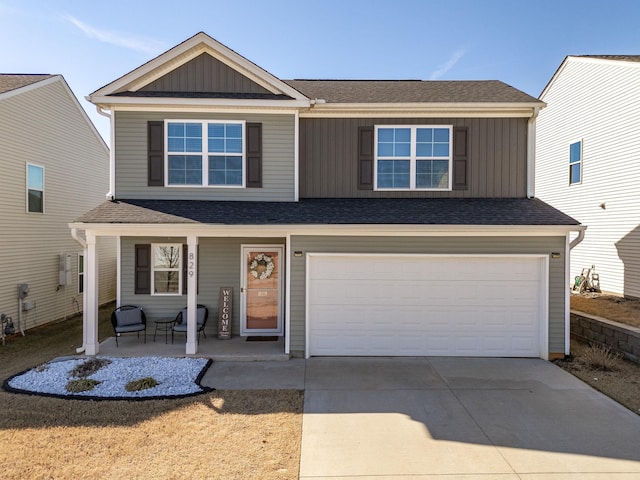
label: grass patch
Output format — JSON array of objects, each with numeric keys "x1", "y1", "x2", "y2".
[
  {"x1": 579, "y1": 343, "x2": 622, "y2": 371},
  {"x1": 125, "y1": 377, "x2": 159, "y2": 392},
  {"x1": 68, "y1": 358, "x2": 112, "y2": 378},
  {"x1": 66, "y1": 378, "x2": 101, "y2": 393}
]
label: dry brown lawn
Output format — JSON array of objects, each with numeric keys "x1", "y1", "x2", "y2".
[
  {"x1": 571, "y1": 292, "x2": 640, "y2": 327},
  {"x1": 0, "y1": 304, "x2": 303, "y2": 480}
]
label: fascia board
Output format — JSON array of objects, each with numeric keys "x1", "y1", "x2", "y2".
[
  {"x1": 539, "y1": 56, "x2": 570, "y2": 100},
  {"x1": 70, "y1": 222, "x2": 582, "y2": 237},
  {"x1": 301, "y1": 103, "x2": 545, "y2": 118},
  {"x1": 90, "y1": 33, "x2": 308, "y2": 102},
  {"x1": 92, "y1": 96, "x2": 310, "y2": 110}
]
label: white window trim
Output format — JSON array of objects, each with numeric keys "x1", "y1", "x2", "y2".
[
  {"x1": 26, "y1": 163, "x2": 45, "y2": 213},
  {"x1": 151, "y1": 243, "x2": 183, "y2": 296},
  {"x1": 374, "y1": 125, "x2": 453, "y2": 191},
  {"x1": 78, "y1": 253, "x2": 84, "y2": 294},
  {"x1": 569, "y1": 138, "x2": 583, "y2": 186},
  {"x1": 164, "y1": 119, "x2": 246, "y2": 188}
]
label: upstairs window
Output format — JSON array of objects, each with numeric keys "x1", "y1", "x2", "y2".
[
  {"x1": 375, "y1": 126, "x2": 452, "y2": 190},
  {"x1": 27, "y1": 164, "x2": 44, "y2": 213},
  {"x1": 569, "y1": 140, "x2": 582, "y2": 185},
  {"x1": 166, "y1": 120, "x2": 245, "y2": 187}
]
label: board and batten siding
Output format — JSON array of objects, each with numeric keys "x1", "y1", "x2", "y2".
[
  {"x1": 299, "y1": 117, "x2": 528, "y2": 198},
  {"x1": 139, "y1": 53, "x2": 272, "y2": 94},
  {"x1": 120, "y1": 237, "x2": 284, "y2": 336},
  {"x1": 289, "y1": 235, "x2": 566, "y2": 356},
  {"x1": 0, "y1": 78, "x2": 116, "y2": 329},
  {"x1": 114, "y1": 111, "x2": 295, "y2": 201},
  {"x1": 536, "y1": 57, "x2": 640, "y2": 298}
]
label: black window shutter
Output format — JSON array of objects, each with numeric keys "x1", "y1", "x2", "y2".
[
  {"x1": 246, "y1": 122, "x2": 262, "y2": 188},
  {"x1": 452, "y1": 126, "x2": 469, "y2": 190},
  {"x1": 182, "y1": 244, "x2": 199, "y2": 294},
  {"x1": 358, "y1": 126, "x2": 374, "y2": 190},
  {"x1": 148, "y1": 121, "x2": 164, "y2": 186},
  {"x1": 134, "y1": 244, "x2": 151, "y2": 295}
]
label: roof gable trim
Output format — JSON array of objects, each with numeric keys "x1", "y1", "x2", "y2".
[{"x1": 90, "y1": 32, "x2": 308, "y2": 102}]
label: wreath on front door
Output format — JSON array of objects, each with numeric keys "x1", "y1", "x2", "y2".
[{"x1": 249, "y1": 253, "x2": 275, "y2": 280}]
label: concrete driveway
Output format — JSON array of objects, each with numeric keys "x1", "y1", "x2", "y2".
[{"x1": 203, "y1": 357, "x2": 640, "y2": 479}]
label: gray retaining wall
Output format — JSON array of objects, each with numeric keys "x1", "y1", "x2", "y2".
[{"x1": 570, "y1": 310, "x2": 640, "y2": 364}]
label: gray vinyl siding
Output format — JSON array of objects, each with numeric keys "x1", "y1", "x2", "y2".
[
  {"x1": 289, "y1": 235, "x2": 566, "y2": 356},
  {"x1": 114, "y1": 111, "x2": 295, "y2": 201},
  {"x1": 299, "y1": 117, "x2": 528, "y2": 198},
  {"x1": 139, "y1": 53, "x2": 272, "y2": 94},
  {"x1": 120, "y1": 237, "x2": 284, "y2": 337},
  {"x1": 0, "y1": 78, "x2": 116, "y2": 329}
]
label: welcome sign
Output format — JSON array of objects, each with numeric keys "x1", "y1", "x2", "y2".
[{"x1": 218, "y1": 287, "x2": 233, "y2": 339}]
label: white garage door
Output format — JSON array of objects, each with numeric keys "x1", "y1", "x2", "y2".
[{"x1": 307, "y1": 255, "x2": 546, "y2": 357}]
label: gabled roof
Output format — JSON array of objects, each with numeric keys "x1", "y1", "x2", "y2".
[
  {"x1": 284, "y1": 80, "x2": 540, "y2": 104},
  {"x1": 89, "y1": 32, "x2": 308, "y2": 106},
  {"x1": 540, "y1": 54, "x2": 640, "y2": 99},
  {"x1": 74, "y1": 198, "x2": 579, "y2": 227},
  {"x1": 0, "y1": 74, "x2": 56, "y2": 96}
]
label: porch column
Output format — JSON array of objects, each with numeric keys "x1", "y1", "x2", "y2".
[
  {"x1": 185, "y1": 235, "x2": 198, "y2": 354},
  {"x1": 85, "y1": 233, "x2": 99, "y2": 355}
]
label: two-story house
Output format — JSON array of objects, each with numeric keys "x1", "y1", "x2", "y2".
[
  {"x1": 536, "y1": 55, "x2": 640, "y2": 299},
  {"x1": 72, "y1": 32, "x2": 581, "y2": 359},
  {"x1": 0, "y1": 74, "x2": 116, "y2": 335}
]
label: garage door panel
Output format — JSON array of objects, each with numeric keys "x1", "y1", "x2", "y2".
[{"x1": 308, "y1": 255, "x2": 544, "y2": 357}]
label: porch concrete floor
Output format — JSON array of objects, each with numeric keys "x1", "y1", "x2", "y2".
[{"x1": 97, "y1": 334, "x2": 289, "y2": 361}]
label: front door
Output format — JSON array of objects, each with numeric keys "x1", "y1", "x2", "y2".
[{"x1": 240, "y1": 245, "x2": 284, "y2": 336}]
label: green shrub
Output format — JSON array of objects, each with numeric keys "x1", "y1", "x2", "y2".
[
  {"x1": 68, "y1": 358, "x2": 112, "y2": 378},
  {"x1": 66, "y1": 378, "x2": 101, "y2": 393},
  {"x1": 125, "y1": 377, "x2": 159, "y2": 392}
]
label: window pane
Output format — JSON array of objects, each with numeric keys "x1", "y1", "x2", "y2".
[
  {"x1": 226, "y1": 156, "x2": 242, "y2": 170},
  {"x1": 27, "y1": 165, "x2": 43, "y2": 189},
  {"x1": 167, "y1": 123, "x2": 184, "y2": 137},
  {"x1": 226, "y1": 138, "x2": 242, "y2": 153},
  {"x1": 168, "y1": 122, "x2": 202, "y2": 153},
  {"x1": 28, "y1": 190, "x2": 43, "y2": 213},
  {"x1": 185, "y1": 137, "x2": 202, "y2": 152},
  {"x1": 168, "y1": 155, "x2": 202, "y2": 185},
  {"x1": 226, "y1": 124, "x2": 242, "y2": 138},
  {"x1": 394, "y1": 142, "x2": 411, "y2": 156},
  {"x1": 395, "y1": 128, "x2": 411, "y2": 142},
  {"x1": 570, "y1": 141, "x2": 581, "y2": 163},
  {"x1": 168, "y1": 137, "x2": 185, "y2": 152},
  {"x1": 416, "y1": 160, "x2": 449, "y2": 188},
  {"x1": 377, "y1": 160, "x2": 409, "y2": 188},
  {"x1": 378, "y1": 128, "x2": 394, "y2": 142},
  {"x1": 226, "y1": 170, "x2": 243, "y2": 185},
  {"x1": 207, "y1": 123, "x2": 243, "y2": 154},
  {"x1": 433, "y1": 143, "x2": 449, "y2": 157},
  {"x1": 416, "y1": 143, "x2": 433, "y2": 156},
  {"x1": 154, "y1": 271, "x2": 179, "y2": 294},
  {"x1": 208, "y1": 123, "x2": 225, "y2": 138},
  {"x1": 378, "y1": 143, "x2": 394, "y2": 157},
  {"x1": 570, "y1": 163, "x2": 581, "y2": 184},
  {"x1": 433, "y1": 128, "x2": 450, "y2": 142},
  {"x1": 416, "y1": 128, "x2": 433, "y2": 143},
  {"x1": 432, "y1": 160, "x2": 449, "y2": 174},
  {"x1": 185, "y1": 123, "x2": 201, "y2": 138},
  {"x1": 377, "y1": 174, "x2": 393, "y2": 188},
  {"x1": 208, "y1": 138, "x2": 224, "y2": 153},
  {"x1": 395, "y1": 159, "x2": 410, "y2": 174},
  {"x1": 378, "y1": 160, "x2": 394, "y2": 174},
  {"x1": 153, "y1": 245, "x2": 181, "y2": 269},
  {"x1": 208, "y1": 155, "x2": 243, "y2": 185}
]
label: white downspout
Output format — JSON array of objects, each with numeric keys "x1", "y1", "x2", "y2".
[
  {"x1": 565, "y1": 226, "x2": 587, "y2": 355},
  {"x1": 527, "y1": 106, "x2": 540, "y2": 198},
  {"x1": 71, "y1": 228, "x2": 88, "y2": 353},
  {"x1": 94, "y1": 105, "x2": 115, "y2": 200}
]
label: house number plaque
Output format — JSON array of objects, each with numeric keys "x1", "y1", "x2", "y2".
[{"x1": 218, "y1": 287, "x2": 233, "y2": 339}]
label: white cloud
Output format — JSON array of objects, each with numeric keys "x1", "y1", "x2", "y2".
[
  {"x1": 430, "y1": 49, "x2": 466, "y2": 80},
  {"x1": 64, "y1": 15, "x2": 167, "y2": 56}
]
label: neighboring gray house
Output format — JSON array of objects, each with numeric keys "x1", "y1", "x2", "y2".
[
  {"x1": 0, "y1": 74, "x2": 116, "y2": 332},
  {"x1": 536, "y1": 55, "x2": 640, "y2": 299},
  {"x1": 72, "y1": 32, "x2": 581, "y2": 359}
]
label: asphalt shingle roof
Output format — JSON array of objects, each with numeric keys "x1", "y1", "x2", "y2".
[
  {"x1": 75, "y1": 198, "x2": 579, "y2": 226},
  {"x1": 283, "y1": 80, "x2": 541, "y2": 104},
  {"x1": 0, "y1": 74, "x2": 55, "y2": 95}
]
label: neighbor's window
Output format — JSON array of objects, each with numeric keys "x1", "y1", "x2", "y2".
[
  {"x1": 78, "y1": 254, "x2": 84, "y2": 294},
  {"x1": 375, "y1": 126, "x2": 452, "y2": 190},
  {"x1": 27, "y1": 164, "x2": 44, "y2": 213},
  {"x1": 151, "y1": 244, "x2": 182, "y2": 295},
  {"x1": 569, "y1": 140, "x2": 582, "y2": 185},
  {"x1": 166, "y1": 120, "x2": 244, "y2": 187}
]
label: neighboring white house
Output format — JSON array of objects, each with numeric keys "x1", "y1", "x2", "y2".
[
  {"x1": 536, "y1": 55, "x2": 640, "y2": 298},
  {"x1": 0, "y1": 74, "x2": 116, "y2": 331}
]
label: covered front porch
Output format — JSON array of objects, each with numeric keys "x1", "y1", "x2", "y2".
[{"x1": 97, "y1": 333, "x2": 289, "y2": 361}]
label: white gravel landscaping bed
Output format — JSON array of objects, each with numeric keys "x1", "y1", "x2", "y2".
[{"x1": 4, "y1": 356, "x2": 213, "y2": 400}]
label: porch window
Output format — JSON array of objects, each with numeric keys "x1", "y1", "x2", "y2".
[
  {"x1": 78, "y1": 254, "x2": 84, "y2": 294},
  {"x1": 151, "y1": 244, "x2": 182, "y2": 295},
  {"x1": 166, "y1": 120, "x2": 245, "y2": 187},
  {"x1": 375, "y1": 126, "x2": 452, "y2": 190},
  {"x1": 27, "y1": 163, "x2": 44, "y2": 213}
]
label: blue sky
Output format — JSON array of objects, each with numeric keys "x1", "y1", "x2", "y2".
[{"x1": 2, "y1": 0, "x2": 639, "y2": 144}]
